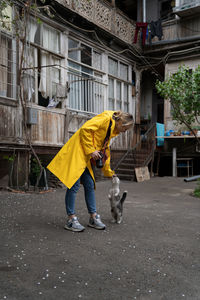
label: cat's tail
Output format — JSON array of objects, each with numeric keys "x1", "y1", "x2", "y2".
[{"x1": 120, "y1": 191, "x2": 127, "y2": 204}]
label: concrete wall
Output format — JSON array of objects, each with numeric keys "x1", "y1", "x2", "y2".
[
  {"x1": 146, "y1": 0, "x2": 159, "y2": 22},
  {"x1": 140, "y1": 73, "x2": 153, "y2": 121},
  {"x1": 164, "y1": 58, "x2": 200, "y2": 131}
]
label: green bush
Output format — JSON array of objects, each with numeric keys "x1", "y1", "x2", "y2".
[{"x1": 194, "y1": 179, "x2": 200, "y2": 198}]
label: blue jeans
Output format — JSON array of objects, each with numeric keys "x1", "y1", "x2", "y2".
[{"x1": 65, "y1": 168, "x2": 96, "y2": 216}]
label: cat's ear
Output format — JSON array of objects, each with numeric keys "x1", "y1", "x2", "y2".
[{"x1": 120, "y1": 191, "x2": 127, "y2": 204}]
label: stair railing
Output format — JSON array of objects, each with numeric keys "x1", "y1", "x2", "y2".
[{"x1": 113, "y1": 123, "x2": 156, "y2": 172}]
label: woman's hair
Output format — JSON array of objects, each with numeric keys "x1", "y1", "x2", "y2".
[{"x1": 112, "y1": 111, "x2": 134, "y2": 127}]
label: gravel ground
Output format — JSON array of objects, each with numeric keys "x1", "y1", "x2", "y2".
[{"x1": 0, "y1": 177, "x2": 200, "y2": 300}]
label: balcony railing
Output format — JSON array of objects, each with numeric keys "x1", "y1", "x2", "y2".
[
  {"x1": 55, "y1": 0, "x2": 135, "y2": 45},
  {"x1": 173, "y1": 0, "x2": 200, "y2": 17},
  {"x1": 149, "y1": 15, "x2": 200, "y2": 46}
]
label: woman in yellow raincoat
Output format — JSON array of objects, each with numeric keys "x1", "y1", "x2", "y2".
[{"x1": 47, "y1": 110, "x2": 134, "y2": 232}]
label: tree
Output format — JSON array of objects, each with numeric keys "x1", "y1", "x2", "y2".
[
  {"x1": 156, "y1": 65, "x2": 200, "y2": 143},
  {"x1": 0, "y1": 0, "x2": 49, "y2": 190}
]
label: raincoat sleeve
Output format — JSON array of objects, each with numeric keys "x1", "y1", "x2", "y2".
[
  {"x1": 102, "y1": 146, "x2": 115, "y2": 177},
  {"x1": 79, "y1": 114, "x2": 110, "y2": 156}
]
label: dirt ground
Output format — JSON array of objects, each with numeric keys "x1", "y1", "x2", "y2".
[{"x1": 0, "y1": 176, "x2": 200, "y2": 300}]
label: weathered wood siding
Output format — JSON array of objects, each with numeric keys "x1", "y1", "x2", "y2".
[
  {"x1": 152, "y1": 16, "x2": 200, "y2": 44},
  {"x1": 0, "y1": 104, "x2": 133, "y2": 149},
  {"x1": 111, "y1": 129, "x2": 134, "y2": 150},
  {"x1": 31, "y1": 108, "x2": 65, "y2": 146},
  {"x1": 0, "y1": 104, "x2": 19, "y2": 142}
]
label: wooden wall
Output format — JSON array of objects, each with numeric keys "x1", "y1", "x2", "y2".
[
  {"x1": 154, "y1": 16, "x2": 200, "y2": 44},
  {"x1": 0, "y1": 104, "x2": 20, "y2": 143},
  {"x1": 0, "y1": 104, "x2": 133, "y2": 150},
  {"x1": 31, "y1": 108, "x2": 65, "y2": 146}
]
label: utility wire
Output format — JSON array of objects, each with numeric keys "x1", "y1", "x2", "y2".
[{"x1": 41, "y1": 4, "x2": 164, "y2": 80}]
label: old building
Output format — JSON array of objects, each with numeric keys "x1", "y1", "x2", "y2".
[{"x1": 0, "y1": 0, "x2": 200, "y2": 188}]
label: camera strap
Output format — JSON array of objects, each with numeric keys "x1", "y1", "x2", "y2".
[
  {"x1": 102, "y1": 120, "x2": 112, "y2": 154},
  {"x1": 90, "y1": 120, "x2": 112, "y2": 167}
]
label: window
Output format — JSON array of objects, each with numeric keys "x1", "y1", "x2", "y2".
[
  {"x1": 68, "y1": 38, "x2": 104, "y2": 114},
  {"x1": 124, "y1": 84, "x2": 129, "y2": 112},
  {"x1": 25, "y1": 18, "x2": 62, "y2": 107},
  {"x1": 0, "y1": 5, "x2": 17, "y2": 99},
  {"x1": 93, "y1": 51, "x2": 102, "y2": 70},
  {"x1": 51, "y1": 57, "x2": 61, "y2": 97},
  {"x1": 0, "y1": 35, "x2": 17, "y2": 99},
  {"x1": 120, "y1": 63, "x2": 128, "y2": 81},
  {"x1": 116, "y1": 81, "x2": 122, "y2": 110},
  {"x1": 28, "y1": 18, "x2": 60, "y2": 54},
  {"x1": 108, "y1": 78, "x2": 114, "y2": 110},
  {"x1": 22, "y1": 46, "x2": 35, "y2": 102},
  {"x1": 108, "y1": 57, "x2": 130, "y2": 112},
  {"x1": 108, "y1": 58, "x2": 118, "y2": 76}
]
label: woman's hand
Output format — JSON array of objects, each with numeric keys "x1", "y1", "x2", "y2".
[{"x1": 91, "y1": 151, "x2": 102, "y2": 160}]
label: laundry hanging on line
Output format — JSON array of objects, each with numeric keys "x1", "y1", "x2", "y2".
[
  {"x1": 149, "y1": 19, "x2": 163, "y2": 44},
  {"x1": 133, "y1": 22, "x2": 148, "y2": 46},
  {"x1": 133, "y1": 19, "x2": 163, "y2": 46}
]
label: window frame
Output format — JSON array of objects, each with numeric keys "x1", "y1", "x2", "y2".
[
  {"x1": 108, "y1": 57, "x2": 131, "y2": 113},
  {"x1": 24, "y1": 18, "x2": 63, "y2": 107},
  {"x1": 67, "y1": 37, "x2": 105, "y2": 114},
  {"x1": 0, "y1": 31, "x2": 17, "y2": 100}
]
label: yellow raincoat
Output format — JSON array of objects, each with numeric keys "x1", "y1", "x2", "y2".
[{"x1": 47, "y1": 110, "x2": 119, "y2": 189}]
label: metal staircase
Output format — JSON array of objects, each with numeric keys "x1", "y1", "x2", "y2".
[{"x1": 113, "y1": 123, "x2": 156, "y2": 181}]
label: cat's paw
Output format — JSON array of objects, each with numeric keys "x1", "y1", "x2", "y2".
[{"x1": 117, "y1": 216, "x2": 123, "y2": 224}]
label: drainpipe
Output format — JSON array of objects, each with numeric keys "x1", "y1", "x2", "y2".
[{"x1": 143, "y1": 0, "x2": 146, "y2": 22}]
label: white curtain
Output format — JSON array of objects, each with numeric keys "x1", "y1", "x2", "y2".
[
  {"x1": 43, "y1": 24, "x2": 59, "y2": 53},
  {"x1": 51, "y1": 57, "x2": 60, "y2": 97},
  {"x1": 39, "y1": 52, "x2": 48, "y2": 98},
  {"x1": 28, "y1": 18, "x2": 38, "y2": 43}
]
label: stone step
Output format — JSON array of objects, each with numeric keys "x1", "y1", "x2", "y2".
[
  {"x1": 118, "y1": 163, "x2": 141, "y2": 169},
  {"x1": 116, "y1": 173, "x2": 135, "y2": 181},
  {"x1": 116, "y1": 168, "x2": 135, "y2": 175}
]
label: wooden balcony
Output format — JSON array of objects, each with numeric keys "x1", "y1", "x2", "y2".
[
  {"x1": 55, "y1": 0, "x2": 136, "y2": 45},
  {"x1": 149, "y1": 15, "x2": 200, "y2": 49}
]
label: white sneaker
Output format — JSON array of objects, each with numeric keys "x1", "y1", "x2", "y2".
[
  {"x1": 64, "y1": 217, "x2": 85, "y2": 232},
  {"x1": 88, "y1": 214, "x2": 106, "y2": 230}
]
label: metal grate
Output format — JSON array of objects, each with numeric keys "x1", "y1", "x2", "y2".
[{"x1": 68, "y1": 71, "x2": 105, "y2": 114}]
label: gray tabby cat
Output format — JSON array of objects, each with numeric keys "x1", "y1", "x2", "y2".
[{"x1": 108, "y1": 176, "x2": 127, "y2": 224}]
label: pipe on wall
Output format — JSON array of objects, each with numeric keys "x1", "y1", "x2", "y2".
[{"x1": 143, "y1": 0, "x2": 146, "y2": 22}]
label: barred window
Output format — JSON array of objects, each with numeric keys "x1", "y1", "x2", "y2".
[
  {"x1": 68, "y1": 38, "x2": 104, "y2": 114},
  {"x1": 0, "y1": 33, "x2": 17, "y2": 99}
]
